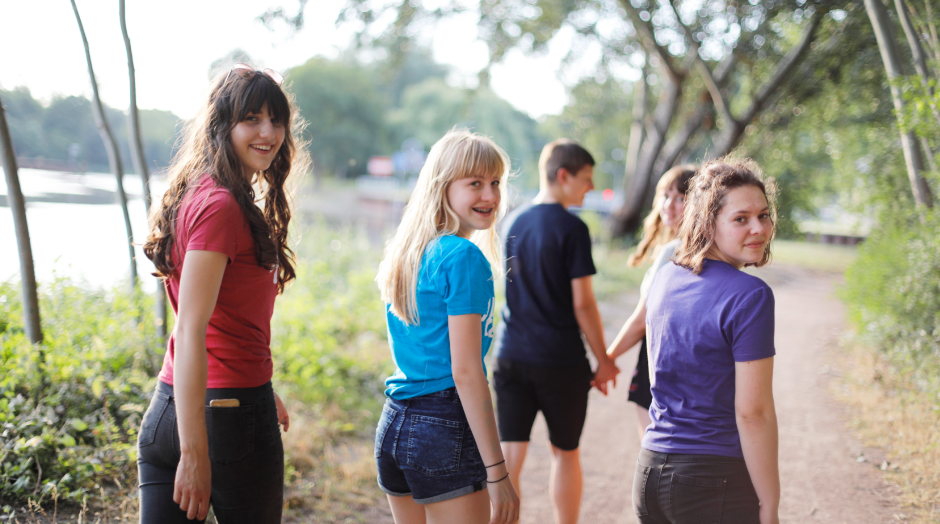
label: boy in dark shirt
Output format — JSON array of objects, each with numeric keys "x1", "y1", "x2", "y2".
[{"x1": 494, "y1": 139, "x2": 619, "y2": 523}]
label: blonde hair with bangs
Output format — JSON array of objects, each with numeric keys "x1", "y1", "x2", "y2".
[{"x1": 377, "y1": 129, "x2": 510, "y2": 325}]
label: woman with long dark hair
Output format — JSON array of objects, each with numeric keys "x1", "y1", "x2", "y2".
[{"x1": 139, "y1": 63, "x2": 308, "y2": 523}]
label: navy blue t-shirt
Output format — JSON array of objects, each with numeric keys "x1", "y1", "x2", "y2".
[{"x1": 495, "y1": 203, "x2": 596, "y2": 367}]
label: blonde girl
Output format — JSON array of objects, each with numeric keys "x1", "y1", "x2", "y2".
[
  {"x1": 607, "y1": 165, "x2": 697, "y2": 441},
  {"x1": 374, "y1": 130, "x2": 520, "y2": 524}
]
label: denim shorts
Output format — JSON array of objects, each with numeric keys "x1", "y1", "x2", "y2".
[{"x1": 374, "y1": 387, "x2": 486, "y2": 504}]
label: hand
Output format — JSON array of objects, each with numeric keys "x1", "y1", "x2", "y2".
[
  {"x1": 591, "y1": 359, "x2": 620, "y2": 396},
  {"x1": 173, "y1": 448, "x2": 212, "y2": 520},
  {"x1": 274, "y1": 391, "x2": 290, "y2": 432},
  {"x1": 487, "y1": 473, "x2": 520, "y2": 524},
  {"x1": 759, "y1": 503, "x2": 779, "y2": 524}
]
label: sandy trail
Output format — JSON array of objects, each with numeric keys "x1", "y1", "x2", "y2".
[{"x1": 512, "y1": 265, "x2": 900, "y2": 524}]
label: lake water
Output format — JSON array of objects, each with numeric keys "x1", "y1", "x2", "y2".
[{"x1": 0, "y1": 168, "x2": 167, "y2": 293}]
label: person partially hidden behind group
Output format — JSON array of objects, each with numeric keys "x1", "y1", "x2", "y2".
[
  {"x1": 634, "y1": 157, "x2": 781, "y2": 524},
  {"x1": 139, "y1": 63, "x2": 307, "y2": 523},
  {"x1": 607, "y1": 164, "x2": 697, "y2": 442}
]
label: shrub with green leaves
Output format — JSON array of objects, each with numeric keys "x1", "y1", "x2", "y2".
[
  {"x1": 0, "y1": 222, "x2": 392, "y2": 506},
  {"x1": 0, "y1": 279, "x2": 160, "y2": 505},
  {"x1": 842, "y1": 209, "x2": 940, "y2": 397}
]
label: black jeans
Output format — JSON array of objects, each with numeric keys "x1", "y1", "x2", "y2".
[
  {"x1": 633, "y1": 448, "x2": 760, "y2": 524},
  {"x1": 137, "y1": 380, "x2": 284, "y2": 524}
]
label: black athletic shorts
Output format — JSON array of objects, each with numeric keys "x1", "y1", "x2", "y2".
[
  {"x1": 628, "y1": 338, "x2": 653, "y2": 409},
  {"x1": 493, "y1": 357, "x2": 593, "y2": 451}
]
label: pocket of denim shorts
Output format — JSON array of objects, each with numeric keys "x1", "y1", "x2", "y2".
[
  {"x1": 671, "y1": 473, "x2": 726, "y2": 524},
  {"x1": 633, "y1": 464, "x2": 652, "y2": 516},
  {"x1": 138, "y1": 392, "x2": 171, "y2": 448},
  {"x1": 206, "y1": 405, "x2": 255, "y2": 465},
  {"x1": 374, "y1": 404, "x2": 398, "y2": 459},
  {"x1": 405, "y1": 415, "x2": 464, "y2": 475}
]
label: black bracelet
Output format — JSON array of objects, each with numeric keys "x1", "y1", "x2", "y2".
[
  {"x1": 486, "y1": 472, "x2": 510, "y2": 484},
  {"x1": 485, "y1": 459, "x2": 505, "y2": 469}
]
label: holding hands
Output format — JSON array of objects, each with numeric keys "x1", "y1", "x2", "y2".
[{"x1": 591, "y1": 357, "x2": 620, "y2": 396}]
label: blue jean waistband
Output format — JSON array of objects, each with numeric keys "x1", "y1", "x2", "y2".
[{"x1": 386, "y1": 387, "x2": 460, "y2": 408}]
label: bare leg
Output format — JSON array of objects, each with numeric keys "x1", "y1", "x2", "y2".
[
  {"x1": 426, "y1": 489, "x2": 490, "y2": 524},
  {"x1": 501, "y1": 441, "x2": 529, "y2": 502},
  {"x1": 633, "y1": 403, "x2": 652, "y2": 443},
  {"x1": 548, "y1": 444, "x2": 582, "y2": 524},
  {"x1": 388, "y1": 494, "x2": 427, "y2": 524}
]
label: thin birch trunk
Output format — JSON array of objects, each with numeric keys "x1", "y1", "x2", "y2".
[
  {"x1": 120, "y1": 0, "x2": 166, "y2": 343},
  {"x1": 865, "y1": 0, "x2": 934, "y2": 207},
  {"x1": 71, "y1": 0, "x2": 139, "y2": 288},
  {"x1": 0, "y1": 93, "x2": 43, "y2": 345}
]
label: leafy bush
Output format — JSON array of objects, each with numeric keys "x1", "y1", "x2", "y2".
[
  {"x1": 842, "y1": 209, "x2": 940, "y2": 397},
  {"x1": 0, "y1": 222, "x2": 391, "y2": 507},
  {"x1": 0, "y1": 280, "x2": 160, "y2": 505}
]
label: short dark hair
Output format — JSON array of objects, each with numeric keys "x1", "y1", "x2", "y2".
[{"x1": 539, "y1": 139, "x2": 595, "y2": 183}]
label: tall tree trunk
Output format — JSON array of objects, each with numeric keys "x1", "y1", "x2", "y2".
[
  {"x1": 120, "y1": 0, "x2": 166, "y2": 343},
  {"x1": 865, "y1": 0, "x2": 934, "y2": 207},
  {"x1": 611, "y1": 68, "x2": 685, "y2": 238},
  {"x1": 0, "y1": 93, "x2": 43, "y2": 345},
  {"x1": 616, "y1": 59, "x2": 649, "y2": 230},
  {"x1": 71, "y1": 0, "x2": 139, "y2": 288}
]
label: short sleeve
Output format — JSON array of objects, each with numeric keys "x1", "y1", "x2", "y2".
[
  {"x1": 184, "y1": 190, "x2": 244, "y2": 263},
  {"x1": 726, "y1": 286, "x2": 776, "y2": 362},
  {"x1": 442, "y1": 244, "x2": 494, "y2": 316},
  {"x1": 565, "y1": 220, "x2": 596, "y2": 280}
]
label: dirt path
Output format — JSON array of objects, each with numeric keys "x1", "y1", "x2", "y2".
[{"x1": 513, "y1": 264, "x2": 900, "y2": 524}]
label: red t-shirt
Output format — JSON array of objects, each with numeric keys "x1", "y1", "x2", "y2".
[{"x1": 157, "y1": 178, "x2": 278, "y2": 388}]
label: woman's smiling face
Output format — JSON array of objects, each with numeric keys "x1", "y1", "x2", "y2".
[
  {"x1": 446, "y1": 173, "x2": 502, "y2": 238},
  {"x1": 707, "y1": 185, "x2": 773, "y2": 269},
  {"x1": 230, "y1": 103, "x2": 285, "y2": 180}
]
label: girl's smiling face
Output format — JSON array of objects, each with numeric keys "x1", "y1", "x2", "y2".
[
  {"x1": 707, "y1": 185, "x2": 773, "y2": 269},
  {"x1": 660, "y1": 182, "x2": 686, "y2": 228},
  {"x1": 230, "y1": 103, "x2": 285, "y2": 180},
  {"x1": 446, "y1": 173, "x2": 502, "y2": 238}
]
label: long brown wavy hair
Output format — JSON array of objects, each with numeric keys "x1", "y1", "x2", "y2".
[
  {"x1": 673, "y1": 156, "x2": 777, "y2": 274},
  {"x1": 143, "y1": 67, "x2": 309, "y2": 293},
  {"x1": 628, "y1": 164, "x2": 697, "y2": 267}
]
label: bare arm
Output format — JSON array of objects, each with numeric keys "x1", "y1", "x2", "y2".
[
  {"x1": 606, "y1": 294, "x2": 647, "y2": 361},
  {"x1": 572, "y1": 276, "x2": 618, "y2": 394},
  {"x1": 735, "y1": 357, "x2": 780, "y2": 524},
  {"x1": 449, "y1": 314, "x2": 519, "y2": 524},
  {"x1": 173, "y1": 250, "x2": 227, "y2": 521}
]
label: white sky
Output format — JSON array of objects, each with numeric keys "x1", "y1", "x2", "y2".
[{"x1": 0, "y1": 0, "x2": 573, "y2": 120}]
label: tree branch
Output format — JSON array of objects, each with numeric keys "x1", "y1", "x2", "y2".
[
  {"x1": 619, "y1": 0, "x2": 679, "y2": 79},
  {"x1": 739, "y1": 10, "x2": 823, "y2": 126},
  {"x1": 664, "y1": 0, "x2": 736, "y2": 130}
]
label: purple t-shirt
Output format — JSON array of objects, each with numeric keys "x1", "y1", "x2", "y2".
[{"x1": 642, "y1": 258, "x2": 775, "y2": 457}]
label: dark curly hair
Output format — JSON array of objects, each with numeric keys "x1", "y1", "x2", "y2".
[{"x1": 143, "y1": 67, "x2": 309, "y2": 293}]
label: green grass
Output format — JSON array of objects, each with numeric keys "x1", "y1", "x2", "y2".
[{"x1": 770, "y1": 239, "x2": 858, "y2": 272}]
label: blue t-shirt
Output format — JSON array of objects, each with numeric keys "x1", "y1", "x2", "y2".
[
  {"x1": 384, "y1": 235, "x2": 496, "y2": 399},
  {"x1": 642, "y1": 259, "x2": 776, "y2": 457},
  {"x1": 495, "y1": 203, "x2": 596, "y2": 367}
]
